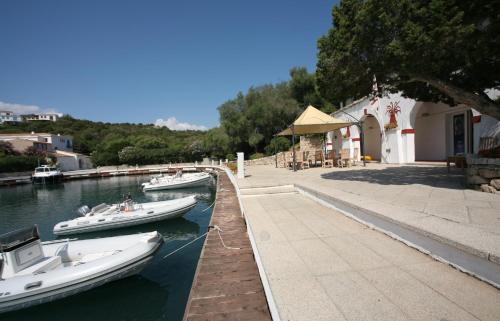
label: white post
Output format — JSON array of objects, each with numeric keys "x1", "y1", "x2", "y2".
[
  {"x1": 211, "y1": 160, "x2": 214, "y2": 166},
  {"x1": 219, "y1": 159, "x2": 222, "y2": 166},
  {"x1": 195, "y1": 161, "x2": 198, "y2": 167},
  {"x1": 237, "y1": 152, "x2": 245, "y2": 178}
]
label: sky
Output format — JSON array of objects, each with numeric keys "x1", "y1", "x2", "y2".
[{"x1": 0, "y1": 0, "x2": 336, "y2": 130}]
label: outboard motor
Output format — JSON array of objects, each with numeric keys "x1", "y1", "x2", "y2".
[{"x1": 77, "y1": 205, "x2": 91, "y2": 216}]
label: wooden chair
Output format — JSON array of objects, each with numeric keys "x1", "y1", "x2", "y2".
[
  {"x1": 337, "y1": 149, "x2": 352, "y2": 168},
  {"x1": 314, "y1": 150, "x2": 323, "y2": 167},
  {"x1": 323, "y1": 150, "x2": 336, "y2": 168},
  {"x1": 478, "y1": 136, "x2": 496, "y2": 157},
  {"x1": 301, "y1": 151, "x2": 310, "y2": 169}
]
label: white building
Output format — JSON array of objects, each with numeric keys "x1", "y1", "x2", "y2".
[
  {"x1": 24, "y1": 113, "x2": 61, "y2": 122},
  {"x1": 328, "y1": 93, "x2": 500, "y2": 164},
  {"x1": 54, "y1": 150, "x2": 93, "y2": 171},
  {"x1": 0, "y1": 111, "x2": 22, "y2": 124},
  {"x1": 0, "y1": 132, "x2": 73, "y2": 152}
]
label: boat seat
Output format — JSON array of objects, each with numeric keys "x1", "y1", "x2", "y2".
[{"x1": 16, "y1": 256, "x2": 62, "y2": 276}]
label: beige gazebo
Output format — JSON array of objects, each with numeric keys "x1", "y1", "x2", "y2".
[{"x1": 277, "y1": 105, "x2": 352, "y2": 171}]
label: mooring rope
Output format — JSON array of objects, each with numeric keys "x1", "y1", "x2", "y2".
[
  {"x1": 162, "y1": 230, "x2": 210, "y2": 259},
  {"x1": 213, "y1": 225, "x2": 241, "y2": 250},
  {"x1": 201, "y1": 199, "x2": 216, "y2": 212},
  {"x1": 161, "y1": 224, "x2": 240, "y2": 259}
]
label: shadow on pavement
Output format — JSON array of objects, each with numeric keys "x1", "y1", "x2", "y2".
[{"x1": 320, "y1": 166, "x2": 466, "y2": 189}]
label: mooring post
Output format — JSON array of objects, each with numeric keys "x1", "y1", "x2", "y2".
[{"x1": 237, "y1": 152, "x2": 244, "y2": 178}]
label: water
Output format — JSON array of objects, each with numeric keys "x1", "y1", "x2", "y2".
[{"x1": 0, "y1": 175, "x2": 216, "y2": 321}]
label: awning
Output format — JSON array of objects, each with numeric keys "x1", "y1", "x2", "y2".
[{"x1": 277, "y1": 105, "x2": 351, "y2": 135}]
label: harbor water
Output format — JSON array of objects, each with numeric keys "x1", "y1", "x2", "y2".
[{"x1": 0, "y1": 175, "x2": 216, "y2": 321}]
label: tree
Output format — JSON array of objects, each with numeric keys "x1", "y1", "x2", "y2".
[
  {"x1": 289, "y1": 67, "x2": 334, "y2": 113},
  {"x1": 265, "y1": 136, "x2": 291, "y2": 155},
  {"x1": 0, "y1": 141, "x2": 19, "y2": 156},
  {"x1": 317, "y1": 0, "x2": 500, "y2": 118}
]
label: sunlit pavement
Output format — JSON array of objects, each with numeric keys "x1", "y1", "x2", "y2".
[{"x1": 237, "y1": 163, "x2": 500, "y2": 321}]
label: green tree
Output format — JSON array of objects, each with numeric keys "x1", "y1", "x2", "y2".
[
  {"x1": 202, "y1": 127, "x2": 230, "y2": 158},
  {"x1": 317, "y1": 0, "x2": 500, "y2": 118},
  {"x1": 265, "y1": 136, "x2": 291, "y2": 155},
  {"x1": 289, "y1": 67, "x2": 334, "y2": 113}
]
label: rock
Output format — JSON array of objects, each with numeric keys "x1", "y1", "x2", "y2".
[
  {"x1": 478, "y1": 168, "x2": 500, "y2": 179},
  {"x1": 468, "y1": 175, "x2": 489, "y2": 185},
  {"x1": 480, "y1": 184, "x2": 496, "y2": 193},
  {"x1": 467, "y1": 167, "x2": 478, "y2": 176},
  {"x1": 491, "y1": 179, "x2": 500, "y2": 190}
]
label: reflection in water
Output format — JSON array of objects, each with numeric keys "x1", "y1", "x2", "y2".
[{"x1": 0, "y1": 175, "x2": 215, "y2": 321}]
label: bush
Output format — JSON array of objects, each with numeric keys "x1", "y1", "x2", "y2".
[
  {"x1": 0, "y1": 155, "x2": 40, "y2": 173},
  {"x1": 250, "y1": 153, "x2": 265, "y2": 160},
  {"x1": 265, "y1": 136, "x2": 291, "y2": 155},
  {"x1": 227, "y1": 162, "x2": 237, "y2": 173},
  {"x1": 226, "y1": 153, "x2": 235, "y2": 161}
]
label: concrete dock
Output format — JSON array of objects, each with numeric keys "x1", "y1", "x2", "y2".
[
  {"x1": 183, "y1": 171, "x2": 272, "y2": 321},
  {"x1": 237, "y1": 164, "x2": 500, "y2": 321}
]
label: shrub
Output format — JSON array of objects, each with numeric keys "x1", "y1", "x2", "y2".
[
  {"x1": 226, "y1": 153, "x2": 235, "y2": 161},
  {"x1": 0, "y1": 155, "x2": 40, "y2": 173},
  {"x1": 250, "y1": 153, "x2": 265, "y2": 160}
]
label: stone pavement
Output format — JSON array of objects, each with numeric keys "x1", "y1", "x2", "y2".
[
  {"x1": 240, "y1": 191, "x2": 500, "y2": 321},
  {"x1": 237, "y1": 164, "x2": 500, "y2": 264}
]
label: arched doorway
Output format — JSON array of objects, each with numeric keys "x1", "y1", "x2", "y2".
[{"x1": 361, "y1": 114, "x2": 382, "y2": 161}]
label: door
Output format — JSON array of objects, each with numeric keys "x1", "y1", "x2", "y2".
[{"x1": 453, "y1": 114, "x2": 465, "y2": 155}]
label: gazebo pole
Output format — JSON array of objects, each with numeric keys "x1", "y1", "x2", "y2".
[{"x1": 292, "y1": 126, "x2": 296, "y2": 172}]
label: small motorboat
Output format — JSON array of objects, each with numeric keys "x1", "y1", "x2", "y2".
[
  {"x1": 53, "y1": 195, "x2": 197, "y2": 235},
  {"x1": 31, "y1": 165, "x2": 64, "y2": 184},
  {"x1": 0, "y1": 226, "x2": 163, "y2": 313},
  {"x1": 142, "y1": 171, "x2": 211, "y2": 191}
]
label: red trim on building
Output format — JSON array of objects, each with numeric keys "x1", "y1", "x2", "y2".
[
  {"x1": 352, "y1": 137, "x2": 361, "y2": 142},
  {"x1": 346, "y1": 126, "x2": 351, "y2": 138},
  {"x1": 472, "y1": 115, "x2": 481, "y2": 123},
  {"x1": 401, "y1": 129, "x2": 415, "y2": 134},
  {"x1": 364, "y1": 109, "x2": 368, "y2": 115},
  {"x1": 326, "y1": 143, "x2": 332, "y2": 146}
]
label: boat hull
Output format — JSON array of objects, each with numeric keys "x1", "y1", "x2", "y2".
[
  {"x1": 53, "y1": 198, "x2": 197, "y2": 236},
  {"x1": 143, "y1": 175, "x2": 210, "y2": 191},
  {"x1": 0, "y1": 232, "x2": 163, "y2": 314}
]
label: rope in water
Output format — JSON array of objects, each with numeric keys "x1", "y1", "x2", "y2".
[
  {"x1": 162, "y1": 224, "x2": 240, "y2": 259},
  {"x1": 162, "y1": 230, "x2": 210, "y2": 259},
  {"x1": 201, "y1": 199, "x2": 216, "y2": 212}
]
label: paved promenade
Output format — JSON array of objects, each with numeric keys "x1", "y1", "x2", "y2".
[
  {"x1": 238, "y1": 164, "x2": 500, "y2": 263},
  {"x1": 236, "y1": 163, "x2": 500, "y2": 321}
]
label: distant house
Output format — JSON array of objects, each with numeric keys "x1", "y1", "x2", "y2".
[
  {"x1": 0, "y1": 132, "x2": 73, "y2": 152},
  {"x1": 0, "y1": 110, "x2": 23, "y2": 124},
  {"x1": 54, "y1": 150, "x2": 93, "y2": 171},
  {"x1": 8, "y1": 138, "x2": 52, "y2": 154},
  {"x1": 24, "y1": 113, "x2": 61, "y2": 122}
]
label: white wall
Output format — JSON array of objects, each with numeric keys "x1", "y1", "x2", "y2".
[{"x1": 414, "y1": 104, "x2": 447, "y2": 160}]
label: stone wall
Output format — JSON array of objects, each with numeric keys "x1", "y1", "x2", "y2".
[
  {"x1": 245, "y1": 153, "x2": 285, "y2": 166},
  {"x1": 466, "y1": 156, "x2": 500, "y2": 194},
  {"x1": 300, "y1": 136, "x2": 323, "y2": 152}
]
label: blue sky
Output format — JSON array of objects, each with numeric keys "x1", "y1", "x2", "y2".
[{"x1": 0, "y1": 0, "x2": 336, "y2": 129}]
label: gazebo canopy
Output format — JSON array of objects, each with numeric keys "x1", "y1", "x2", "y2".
[{"x1": 277, "y1": 105, "x2": 351, "y2": 136}]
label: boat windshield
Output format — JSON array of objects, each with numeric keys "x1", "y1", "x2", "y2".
[
  {"x1": 0, "y1": 226, "x2": 40, "y2": 252},
  {"x1": 35, "y1": 168, "x2": 46, "y2": 173}
]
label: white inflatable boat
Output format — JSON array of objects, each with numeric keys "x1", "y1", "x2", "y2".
[
  {"x1": 0, "y1": 226, "x2": 163, "y2": 313},
  {"x1": 53, "y1": 196, "x2": 197, "y2": 236},
  {"x1": 142, "y1": 171, "x2": 211, "y2": 191}
]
